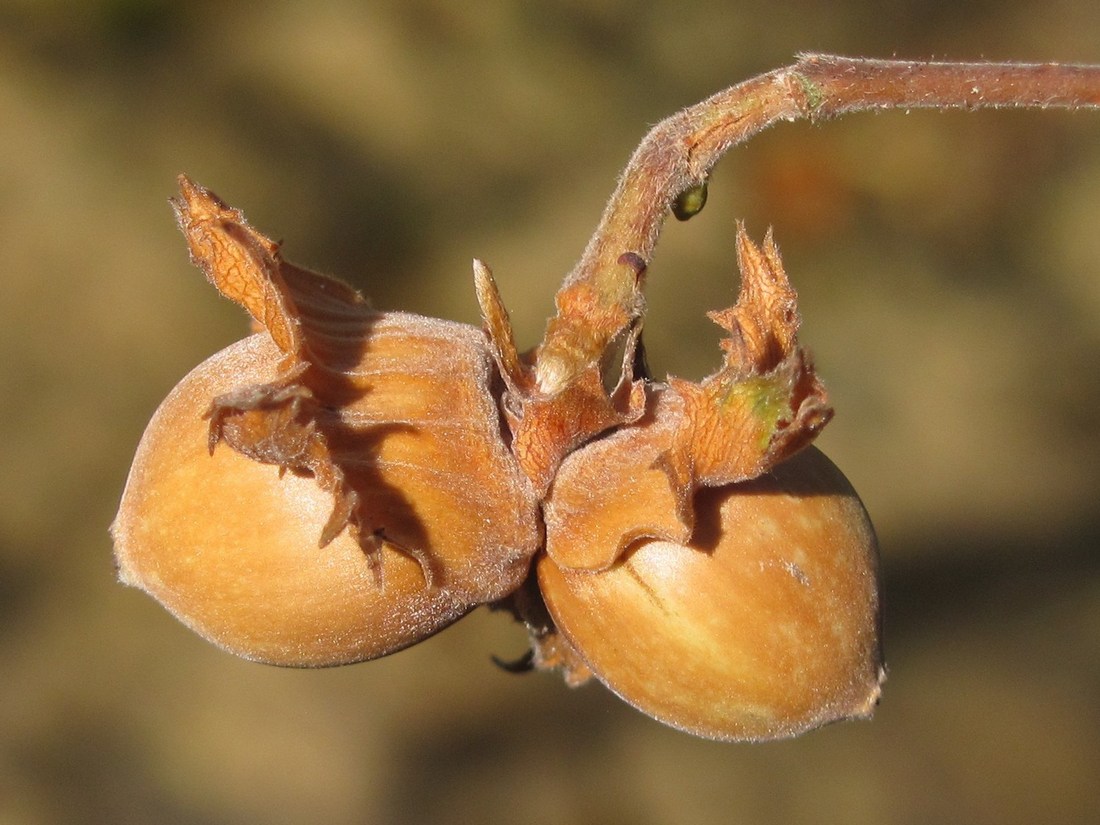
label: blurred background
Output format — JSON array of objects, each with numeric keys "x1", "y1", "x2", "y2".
[{"x1": 2, "y1": 1, "x2": 1099, "y2": 823}]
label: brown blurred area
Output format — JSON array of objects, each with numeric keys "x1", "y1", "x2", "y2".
[{"x1": 2, "y1": 1, "x2": 1099, "y2": 823}]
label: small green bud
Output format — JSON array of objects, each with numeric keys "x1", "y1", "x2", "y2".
[{"x1": 672, "y1": 180, "x2": 708, "y2": 221}]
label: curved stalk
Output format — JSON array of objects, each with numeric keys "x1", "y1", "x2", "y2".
[{"x1": 535, "y1": 54, "x2": 1100, "y2": 393}]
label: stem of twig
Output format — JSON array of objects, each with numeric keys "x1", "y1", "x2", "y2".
[{"x1": 535, "y1": 53, "x2": 1100, "y2": 393}]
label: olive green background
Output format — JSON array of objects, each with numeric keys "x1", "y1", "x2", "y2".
[{"x1": 2, "y1": 1, "x2": 1099, "y2": 823}]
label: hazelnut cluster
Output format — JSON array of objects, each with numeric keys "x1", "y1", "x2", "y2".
[
  {"x1": 118, "y1": 55, "x2": 1060, "y2": 741},
  {"x1": 112, "y1": 173, "x2": 882, "y2": 741},
  {"x1": 112, "y1": 50, "x2": 1100, "y2": 740}
]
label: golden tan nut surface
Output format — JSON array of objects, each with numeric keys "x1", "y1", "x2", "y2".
[
  {"x1": 538, "y1": 446, "x2": 883, "y2": 741},
  {"x1": 113, "y1": 328, "x2": 539, "y2": 667}
]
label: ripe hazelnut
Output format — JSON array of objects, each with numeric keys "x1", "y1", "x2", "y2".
[
  {"x1": 511, "y1": 227, "x2": 882, "y2": 739},
  {"x1": 538, "y1": 446, "x2": 884, "y2": 741},
  {"x1": 111, "y1": 179, "x2": 540, "y2": 666}
]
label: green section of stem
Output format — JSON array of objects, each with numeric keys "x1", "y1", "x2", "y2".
[{"x1": 793, "y1": 72, "x2": 824, "y2": 113}]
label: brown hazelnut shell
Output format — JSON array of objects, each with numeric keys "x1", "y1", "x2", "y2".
[
  {"x1": 537, "y1": 445, "x2": 884, "y2": 741},
  {"x1": 113, "y1": 325, "x2": 539, "y2": 667}
]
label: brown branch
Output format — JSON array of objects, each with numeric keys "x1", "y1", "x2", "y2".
[{"x1": 534, "y1": 54, "x2": 1100, "y2": 394}]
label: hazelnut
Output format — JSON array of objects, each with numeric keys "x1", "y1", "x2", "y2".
[
  {"x1": 514, "y1": 226, "x2": 882, "y2": 739},
  {"x1": 538, "y1": 445, "x2": 883, "y2": 741},
  {"x1": 111, "y1": 178, "x2": 540, "y2": 666}
]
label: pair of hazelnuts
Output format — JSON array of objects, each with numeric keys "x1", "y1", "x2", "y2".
[
  {"x1": 111, "y1": 174, "x2": 882, "y2": 741},
  {"x1": 113, "y1": 59, "x2": 894, "y2": 742}
]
